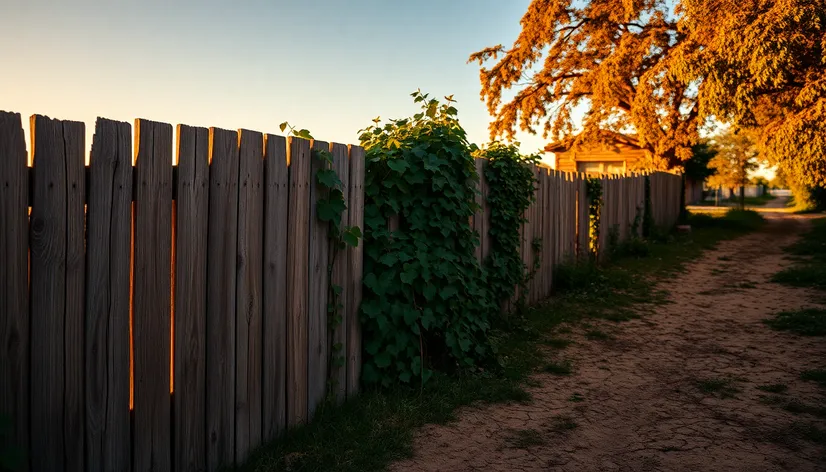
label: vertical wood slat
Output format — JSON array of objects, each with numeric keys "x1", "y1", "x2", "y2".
[
  {"x1": 0, "y1": 112, "x2": 29, "y2": 469},
  {"x1": 61, "y1": 120, "x2": 87, "y2": 472},
  {"x1": 206, "y1": 127, "x2": 239, "y2": 470},
  {"x1": 537, "y1": 169, "x2": 546, "y2": 299},
  {"x1": 346, "y1": 145, "x2": 365, "y2": 397},
  {"x1": 132, "y1": 119, "x2": 172, "y2": 472},
  {"x1": 287, "y1": 137, "x2": 311, "y2": 425},
  {"x1": 235, "y1": 130, "x2": 264, "y2": 461},
  {"x1": 29, "y1": 116, "x2": 85, "y2": 472},
  {"x1": 331, "y1": 143, "x2": 351, "y2": 403},
  {"x1": 308, "y1": 140, "x2": 330, "y2": 419},
  {"x1": 86, "y1": 118, "x2": 132, "y2": 472},
  {"x1": 173, "y1": 124, "x2": 209, "y2": 472},
  {"x1": 545, "y1": 170, "x2": 553, "y2": 297},
  {"x1": 263, "y1": 135, "x2": 288, "y2": 440}
]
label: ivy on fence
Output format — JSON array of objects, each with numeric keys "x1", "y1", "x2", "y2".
[
  {"x1": 279, "y1": 122, "x2": 362, "y2": 397},
  {"x1": 357, "y1": 91, "x2": 492, "y2": 386},
  {"x1": 481, "y1": 142, "x2": 539, "y2": 313},
  {"x1": 585, "y1": 177, "x2": 603, "y2": 257}
]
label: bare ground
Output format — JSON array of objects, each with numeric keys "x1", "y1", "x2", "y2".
[{"x1": 391, "y1": 214, "x2": 826, "y2": 471}]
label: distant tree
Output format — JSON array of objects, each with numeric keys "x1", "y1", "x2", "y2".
[
  {"x1": 684, "y1": 141, "x2": 717, "y2": 182},
  {"x1": 706, "y1": 130, "x2": 759, "y2": 208},
  {"x1": 750, "y1": 176, "x2": 769, "y2": 188},
  {"x1": 771, "y1": 167, "x2": 788, "y2": 189}
]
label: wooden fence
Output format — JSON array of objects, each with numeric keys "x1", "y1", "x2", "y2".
[
  {"x1": 0, "y1": 111, "x2": 364, "y2": 472},
  {"x1": 472, "y1": 162, "x2": 682, "y2": 310}
]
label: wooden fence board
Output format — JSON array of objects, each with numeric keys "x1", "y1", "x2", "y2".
[
  {"x1": 235, "y1": 129, "x2": 264, "y2": 461},
  {"x1": 346, "y1": 145, "x2": 365, "y2": 397},
  {"x1": 30, "y1": 115, "x2": 69, "y2": 472},
  {"x1": 132, "y1": 119, "x2": 172, "y2": 472},
  {"x1": 262, "y1": 134, "x2": 288, "y2": 441},
  {"x1": 331, "y1": 142, "x2": 351, "y2": 403},
  {"x1": 86, "y1": 118, "x2": 133, "y2": 472},
  {"x1": 287, "y1": 137, "x2": 311, "y2": 425},
  {"x1": 0, "y1": 112, "x2": 29, "y2": 468},
  {"x1": 308, "y1": 140, "x2": 330, "y2": 419},
  {"x1": 206, "y1": 127, "x2": 239, "y2": 469},
  {"x1": 173, "y1": 124, "x2": 209, "y2": 472}
]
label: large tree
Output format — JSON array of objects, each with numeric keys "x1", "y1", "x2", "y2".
[
  {"x1": 706, "y1": 130, "x2": 760, "y2": 206},
  {"x1": 471, "y1": 0, "x2": 825, "y2": 185},
  {"x1": 469, "y1": 0, "x2": 701, "y2": 169}
]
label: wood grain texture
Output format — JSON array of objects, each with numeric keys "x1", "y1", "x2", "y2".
[
  {"x1": 286, "y1": 137, "x2": 311, "y2": 426},
  {"x1": 29, "y1": 115, "x2": 68, "y2": 472},
  {"x1": 235, "y1": 129, "x2": 264, "y2": 461},
  {"x1": 132, "y1": 119, "x2": 172, "y2": 472},
  {"x1": 262, "y1": 134, "x2": 288, "y2": 441},
  {"x1": 63, "y1": 120, "x2": 86, "y2": 472},
  {"x1": 85, "y1": 118, "x2": 132, "y2": 472},
  {"x1": 173, "y1": 124, "x2": 209, "y2": 472},
  {"x1": 330, "y1": 142, "x2": 350, "y2": 403},
  {"x1": 346, "y1": 145, "x2": 365, "y2": 398},
  {"x1": 0, "y1": 111, "x2": 29, "y2": 469},
  {"x1": 206, "y1": 127, "x2": 239, "y2": 470},
  {"x1": 307, "y1": 140, "x2": 330, "y2": 420}
]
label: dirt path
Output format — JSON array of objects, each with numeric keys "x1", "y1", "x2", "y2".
[{"x1": 391, "y1": 215, "x2": 826, "y2": 471}]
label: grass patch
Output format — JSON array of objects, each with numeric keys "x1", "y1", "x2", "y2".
[
  {"x1": 543, "y1": 360, "x2": 573, "y2": 375},
  {"x1": 783, "y1": 399, "x2": 826, "y2": 418},
  {"x1": 764, "y1": 308, "x2": 826, "y2": 336},
  {"x1": 568, "y1": 393, "x2": 585, "y2": 402},
  {"x1": 772, "y1": 218, "x2": 826, "y2": 291},
  {"x1": 549, "y1": 415, "x2": 578, "y2": 432},
  {"x1": 240, "y1": 209, "x2": 765, "y2": 472},
  {"x1": 503, "y1": 428, "x2": 545, "y2": 449},
  {"x1": 696, "y1": 377, "x2": 742, "y2": 398},
  {"x1": 801, "y1": 369, "x2": 826, "y2": 387},
  {"x1": 757, "y1": 384, "x2": 789, "y2": 393}
]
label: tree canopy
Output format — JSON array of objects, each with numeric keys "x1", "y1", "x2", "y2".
[
  {"x1": 470, "y1": 0, "x2": 825, "y2": 186},
  {"x1": 706, "y1": 130, "x2": 759, "y2": 191}
]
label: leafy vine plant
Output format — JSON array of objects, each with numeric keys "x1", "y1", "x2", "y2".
[
  {"x1": 585, "y1": 177, "x2": 603, "y2": 258},
  {"x1": 279, "y1": 122, "x2": 362, "y2": 395},
  {"x1": 479, "y1": 142, "x2": 538, "y2": 314}
]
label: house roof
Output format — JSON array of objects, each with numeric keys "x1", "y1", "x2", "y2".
[{"x1": 545, "y1": 130, "x2": 644, "y2": 153}]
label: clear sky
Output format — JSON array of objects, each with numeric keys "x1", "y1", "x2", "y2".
[{"x1": 0, "y1": 0, "x2": 555, "y2": 163}]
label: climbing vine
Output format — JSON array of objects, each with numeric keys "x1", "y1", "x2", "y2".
[
  {"x1": 480, "y1": 142, "x2": 538, "y2": 313},
  {"x1": 358, "y1": 91, "x2": 491, "y2": 386},
  {"x1": 585, "y1": 177, "x2": 603, "y2": 257},
  {"x1": 643, "y1": 175, "x2": 654, "y2": 237},
  {"x1": 279, "y1": 122, "x2": 362, "y2": 395}
]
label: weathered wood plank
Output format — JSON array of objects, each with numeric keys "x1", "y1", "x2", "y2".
[
  {"x1": 262, "y1": 134, "x2": 288, "y2": 441},
  {"x1": 0, "y1": 111, "x2": 29, "y2": 469},
  {"x1": 206, "y1": 127, "x2": 239, "y2": 469},
  {"x1": 330, "y1": 142, "x2": 350, "y2": 403},
  {"x1": 85, "y1": 118, "x2": 132, "y2": 472},
  {"x1": 287, "y1": 137, "x2": 311, "y2": 425},
  {"x1": 63, "y1": 120, "x2": 86, "y2": 472},
  {"x1": 235, "y1": 129, "x2": 264, "y2": 461},
  {"x1": 308, "y1": 140, "x2": 330, "y2": 419},
  {"x1": 173, "y1": 124, "x2": 209, "y2": 472},
  {"x1": 346, "y1": 145, "x2": 365, "y2": 397},
  {"x1": 30, "y1": 115, "x2": 68, "y2": 472},
  {"x1": 132, "y1": 119, "x2": 172, "y2": 472}
]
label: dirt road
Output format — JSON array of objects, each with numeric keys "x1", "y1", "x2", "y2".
[{"x1": 391, "y1": 214, "x2": 826, "y2": 471}]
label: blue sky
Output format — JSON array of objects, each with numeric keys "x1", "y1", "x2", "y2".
[{"x1": 0, "y1": 0, "x2": 556, "y2": 163}]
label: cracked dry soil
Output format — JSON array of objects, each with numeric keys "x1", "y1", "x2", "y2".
[{"x1": 391, "y1": 214, "x2": 826, "y2": 472}]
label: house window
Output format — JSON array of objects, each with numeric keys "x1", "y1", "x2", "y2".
[{"x1": 576, "y1": 161, "x2": 625, "y2": 174}]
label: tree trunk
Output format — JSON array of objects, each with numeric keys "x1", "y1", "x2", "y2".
[{"x1": 739, "y1": 185, "x2": 745, "y2": 210}]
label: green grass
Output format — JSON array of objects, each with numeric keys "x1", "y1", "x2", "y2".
[
  {"x1": 757, "y1": 384, "x2": 789, "y2": 393},
  {"x1": 801, "y1": 369, "x2": 826, "y2": 387},
  {"x1": 772, "y1": 218, "x2": 826, "y2": 291},
  {"x1": 240, "y1": 209, "x2": 765, "y2": 472},
  {"x1": 548, "y1": 415, "x2": 578, "y2": 432},
  {"x1": 696, "y1": 377, "x2": 742, "y2": 398},
  {"x1": 764, "y1": 309, "x2": 826, "y2": 336},
  {"x1": 568, "y1": 393, "x2": 585, "y2": 402}
]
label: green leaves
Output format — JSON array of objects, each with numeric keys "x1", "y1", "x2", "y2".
[
  {"x1": 358, "y1": 91, "x2": 493, "y2": 387},
  {"x1": 316, "y1": 168, "x2": 342, "y2": 188}
]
